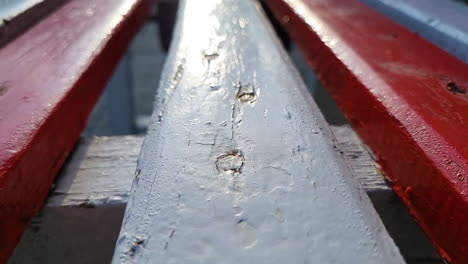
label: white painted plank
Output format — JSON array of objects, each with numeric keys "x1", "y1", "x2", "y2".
[{"x1": 112, "y1": 0, "x2": 404, "y2": 263}]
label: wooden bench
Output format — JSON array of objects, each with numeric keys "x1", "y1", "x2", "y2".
[
  {"x1": 264, "y1": 0, "x2": 468, "y2": 263},
  {"x1": 12, "y1": 129, "x2": 445, "y2": 263},
  {"x1": 3, "y1": 0, "x2": 467, "y2": 263},
  {"x1": 0, "y1": 0, "x2": 153, "y2": 261}
]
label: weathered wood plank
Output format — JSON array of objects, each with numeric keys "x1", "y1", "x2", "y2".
[
  {"x1": 265, "y1": 0, "x2": 468, "y2": 263},
  {"x1": 330, "y1": 125, "x2": 389, "y2": 191},
  {"x1": 48, "y1": 136, "x2": 144, "y2": 207},
  {"x1": 0, "y1": 0, "x2": 153, "y2": 260},
  {"x1": 112, "y1": 0, "x2": 404, "y2": 263},
  {"x1": 10, "y1": 136, "x2": 143, "y2": 264}
]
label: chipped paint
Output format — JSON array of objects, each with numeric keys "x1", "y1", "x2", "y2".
[{"x1": 112, "y1": 0, "x2": 404, "y2": 263}]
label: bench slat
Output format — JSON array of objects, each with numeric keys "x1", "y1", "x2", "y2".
[
  {"x1": 265, "y1": 0, "x2": 468, "y2": 263},
  {"x1": 0, "y1": 0, "x2": 152, "y2": 260},
  {"x1": 112, "y1": 0, "x2": 404, "y2": 263}
]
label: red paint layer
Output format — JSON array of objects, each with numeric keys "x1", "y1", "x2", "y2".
[
  {"x1": 0, "y1": 0, "x2": 152, "y2": 261},
  {"x1": 266, "y1": 0, "x2": 468, "y2": 263}
]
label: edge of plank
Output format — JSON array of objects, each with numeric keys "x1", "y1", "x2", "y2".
[
  {"x1": 0, "y1": 0, "x2": 153, "y2": 260},
  {"x1": 265, "y1": 0, "x2": 468, "y2": 262}
]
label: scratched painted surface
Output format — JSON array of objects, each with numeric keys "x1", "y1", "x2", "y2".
[
  {"x1": 0, "y1": 0, "x2": 152, "y2": 261},
  {"x1": 112, "y1": 0, "x2": 404, "y2": 263},
  {"x1": 265, "y1": 0, "x2": 468, "y2": 263}
]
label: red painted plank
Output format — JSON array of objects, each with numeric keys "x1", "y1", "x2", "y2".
[
  {"x1": 0, "y1": 0, "x2": 152, "y2": 261},
  {"x1": 265, "y1": 0, "x2": 468, "y2": 263}
]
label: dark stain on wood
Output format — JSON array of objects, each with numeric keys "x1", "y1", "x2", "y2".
[
  {"x1": 0, "y1": 82, "x2": 8, "y2": 96},
  {"x1": 446, "y1": 81, "x2": 466, "y2": 95}
]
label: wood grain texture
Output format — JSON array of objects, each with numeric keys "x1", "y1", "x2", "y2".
[
  {"x1": 10, "y1": 136, "x2": 143, "y2": 264},
  {"x1": 48, "y1": 136, "x2": 144, "y2": 207},
  {"x1": 0, "y1": 0, "x2": 153, "y2": 260},
  {"x1": 265, "y1": 0, "x2": 468, "y2": 262},
  {"x1": 330, "y1": 125, "x2": 389, "y2": 191},
  {"x1": 112, "y1": 0, "x2": 404, "y2": 263}
]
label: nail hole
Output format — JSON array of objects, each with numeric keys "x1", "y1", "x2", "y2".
[
  {"x1": 0, "y1": 82, "x2": 9, "y2": 96},
  {"x1": 447, "y1": 81, "x2": 466, "y2": 95},
  {"x1": 236, "y1": 83, "x2": 256, "y2": 103}
]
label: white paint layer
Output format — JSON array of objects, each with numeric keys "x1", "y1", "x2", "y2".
[{"x1": 112, "y1": 0, "x2": 405, "y2": 263}]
